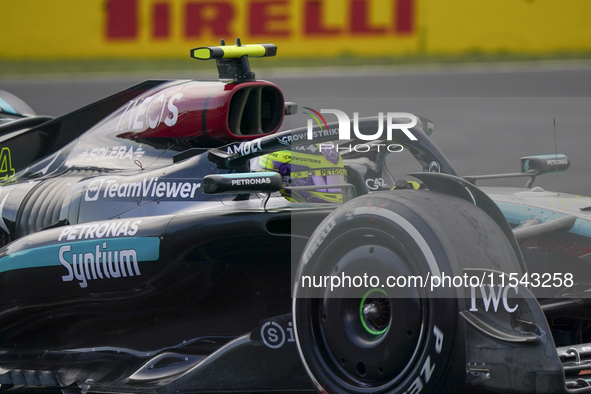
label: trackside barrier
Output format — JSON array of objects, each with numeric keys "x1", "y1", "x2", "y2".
[{"x1": 1, "y1": 0, "x2": 590, "y2": 59}]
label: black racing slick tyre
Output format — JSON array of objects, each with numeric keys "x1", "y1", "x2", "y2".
[{"x1": 293, "y1": 190, "x2": 523, "y2": 394}]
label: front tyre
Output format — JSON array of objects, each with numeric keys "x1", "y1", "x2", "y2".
[{"x1": 293, "y1": 191, "x2": 522, "y2": 393}]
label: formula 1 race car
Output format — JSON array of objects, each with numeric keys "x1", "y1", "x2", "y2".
[{"x1": 1, "y1": 40, "x2": 591, "y2": 394}]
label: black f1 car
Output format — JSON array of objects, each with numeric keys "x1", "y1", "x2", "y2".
[{"x1": 1, "y1": 41, "x2": 591, "y2": 394}]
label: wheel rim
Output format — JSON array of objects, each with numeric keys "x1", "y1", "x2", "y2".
[{"x1": 308, "y1": 235, "x2": 428, "y2": 389}]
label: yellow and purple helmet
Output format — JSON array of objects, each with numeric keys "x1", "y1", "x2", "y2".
[{"x1": 251, "y1": 144, "x2": 347, "y2": 203}]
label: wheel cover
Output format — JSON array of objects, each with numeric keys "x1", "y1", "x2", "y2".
[{"x1": 309, "y1": 235, "x2": 428, "y2": 389}]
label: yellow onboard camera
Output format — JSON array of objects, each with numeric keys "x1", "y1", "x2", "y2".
[{"x1": 190, "y1": 38, "x2": 277, "y2": 83}]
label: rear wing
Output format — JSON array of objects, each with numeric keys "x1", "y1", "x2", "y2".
[{"x1": 0, "y1": 90, "x2": 36, "y2": 118}]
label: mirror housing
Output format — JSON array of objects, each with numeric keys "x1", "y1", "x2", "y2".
[
  {"x1": 203, "y1": 172, "x2": 282, "y2": 194},
  {"x1": 521, "y1": 154, "x2": 570, "y2": 176}
]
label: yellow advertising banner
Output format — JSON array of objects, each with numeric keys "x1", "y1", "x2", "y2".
[{"x1": 0, "y1": 0, "x2": 590, "y2": 59}]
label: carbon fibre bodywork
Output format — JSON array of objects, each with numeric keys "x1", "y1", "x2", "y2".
[{"x1": 1, "y1": 67, "x2": 591, "y2": 393}]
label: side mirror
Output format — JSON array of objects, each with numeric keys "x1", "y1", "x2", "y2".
[
  {"x1": 203, "y1": 172, "x2": 282, "y2": 194},
  {"x1": 463, "y1": 154, "x2": 570, "y2": 188},
  {"x1": 521, "y1": 154, "x2": 570, "y2": 176}
]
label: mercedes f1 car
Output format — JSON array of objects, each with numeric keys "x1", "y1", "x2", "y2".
[{"x1": 1, "y1": 41, "x2": 591, "y2": 394}]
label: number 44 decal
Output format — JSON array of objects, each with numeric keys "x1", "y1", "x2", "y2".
[{"x1": 0, "y1": 148, "x2": 15, "y2": 182}]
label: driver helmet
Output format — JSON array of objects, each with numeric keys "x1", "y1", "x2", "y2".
[{"x1": 251, "y1": 144, "x2": 347, "y2": 203}]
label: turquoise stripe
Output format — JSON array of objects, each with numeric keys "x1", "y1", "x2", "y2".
[
  {"x1": 0, "y1": 237, "x2": 160, "y2": 274},
  {"x1": 496, "y1": 202, "x2": 591, "y2": 238},
  {"x1": 578, "y1": 221, "x2": 591, "y2": 238},
  {"x1": 496, "y1": 202, "x2": 565, "y2": 226},
  {"x1": 0, "y1": 98, "x2": 17, "y2": 115}
]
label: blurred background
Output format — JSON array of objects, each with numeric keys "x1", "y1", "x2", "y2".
[
  {"x1": 1, "y1": 0, "x2": 591, "y2": 72},
  {"x1": 1, "y1": 0, "x2": 591, "y2": 195}
]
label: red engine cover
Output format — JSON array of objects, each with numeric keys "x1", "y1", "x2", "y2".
[{"x1": 116, "y1": 80, "x2": 284, "y2": 147}]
